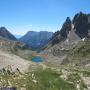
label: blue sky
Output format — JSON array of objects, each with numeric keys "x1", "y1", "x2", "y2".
[{"x1": 0, "y1": 0, "x2": 90, "y2": 35}]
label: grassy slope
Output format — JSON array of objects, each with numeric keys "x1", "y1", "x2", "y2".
[{"x1": 0, "y1": 67, "x2": 88, "y2": 90}]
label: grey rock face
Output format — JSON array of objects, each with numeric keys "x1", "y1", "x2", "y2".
[{"x1": 73, "y1": 12, "x2": 89, "y2": 38}]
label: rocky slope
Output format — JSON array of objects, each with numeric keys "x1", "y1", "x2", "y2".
[
  {"x1": 0, "y1": 50, "x2": 30, "y2": 72},
  {"x1": 20, "y1": 31, "x2": 53, "y2": 50},
  {"x1": 62, "y1": 39, "x2": 90, "y2": 65}
]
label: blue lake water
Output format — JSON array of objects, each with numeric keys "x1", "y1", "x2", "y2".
[{"x1": 32, "y1": 56, "x2": 44, "y2": 62}]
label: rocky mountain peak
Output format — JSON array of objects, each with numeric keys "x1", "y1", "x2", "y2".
[
  {"x1": 72, "y1": 12, "x2": 89, "y2": 38},
  {"x1": 51, "y1": 17, "x2": 72, "y2": 45},
  {"x1": 0, "y1": 27, "x2": 17, "y2": 40},
  {"x1": 0, "y1": 27, "x2": 7, "y2": 32},
  {"x1": 65, "y1": 17, "x2": 71, "y2": 23},
  {"x1": 72, "y1": 12, "x2": 87, "y2": 23},
  {"x1": 51, "y1": 12, "x2": 90, "y2": 46},
  {"x1": 60, "y1": 17, "x2": 72, "y2": 37}
]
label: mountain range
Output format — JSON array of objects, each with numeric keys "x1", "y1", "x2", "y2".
[
  {"x1": 0, "y1": 26, "x2": 53, "y2": 51},
  {"x1": 0, "y1": 12, "x2": 90, "y2": 53}
]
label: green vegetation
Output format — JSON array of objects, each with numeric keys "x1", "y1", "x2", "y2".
[
  {"x1": 32, "y1": 69, "x2": 76, "y2": 90},
  {"x1": 0, "y1": 67, "x2": 88, "y2": 90}
]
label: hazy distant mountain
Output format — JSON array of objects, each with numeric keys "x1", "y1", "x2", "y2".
[
  {"x1": 0, "y1": 27, "x2": 17, "y2": 40},
  {"x1": 20, "y1": 31, "x2": 53, "y2": 50}
]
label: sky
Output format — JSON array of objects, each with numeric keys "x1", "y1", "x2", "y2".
[{"x1": 0, "y1": 0, "x2": 90, "y2": 35}]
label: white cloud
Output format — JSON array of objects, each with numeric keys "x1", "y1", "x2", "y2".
[{"x1": 29, "y1": 24, "x2": 32, "y2": 27}]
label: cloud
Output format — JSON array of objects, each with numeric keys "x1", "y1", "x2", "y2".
[{"x1": 29, "y1": 24, "x2": 32, "y2": 27}]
